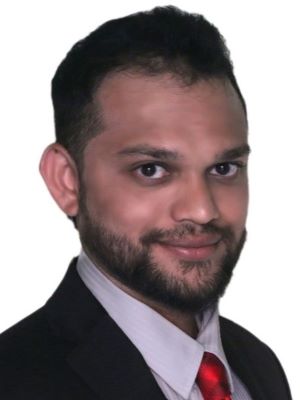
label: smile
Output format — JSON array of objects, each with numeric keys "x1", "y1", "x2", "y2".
[{"x1": 156, "y1": 236, "x2": 222, "y2": 261}]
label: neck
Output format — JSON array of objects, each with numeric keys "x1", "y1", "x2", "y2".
[{"x1": 103, "y1": 272, "x2": 199, "y2": 337}]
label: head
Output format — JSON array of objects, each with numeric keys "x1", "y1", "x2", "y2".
[
  {"x1": 51, "y1": 5, "x2": 246, "y2": 167},
  {"x1": 40, "y1": 6, "x2": 249, "y2": 314}
]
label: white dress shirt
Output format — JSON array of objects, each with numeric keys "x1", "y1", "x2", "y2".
[{"x1": 77, "y1": 251, "x2": 252, "y2": 400}]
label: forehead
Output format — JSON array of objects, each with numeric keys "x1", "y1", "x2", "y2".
[
  {"x1": 87, "y1": 73, "x2": 247, "y2": 160},
  {"x1": 97, "y1": 72, "x2": 246, "y2": 120}
]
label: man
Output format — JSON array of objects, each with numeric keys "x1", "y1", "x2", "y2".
[{"x1": 0, "y1": 6, "x2": 292, "y2": 400}]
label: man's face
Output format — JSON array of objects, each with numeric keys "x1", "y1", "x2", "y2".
[{"x1": 77, "y1": 73, "x2": 249, "y2": 312}]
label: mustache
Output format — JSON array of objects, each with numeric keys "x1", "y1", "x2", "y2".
[{"x1": 141, "y1": 222, "x2": 235, "y2": 245}]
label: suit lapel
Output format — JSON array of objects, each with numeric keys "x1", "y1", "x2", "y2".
[
  {"x1": 67, "y1": 314, "x2": 166, "y2": 400},
  {"x1": 46, "y1": 259, "x2": 166, "y2": 400},
  {"x1": 222, "y1": 334, "x2": 266, "y2": 399},
  {"x1": 220, "y1": 317, "x2": 268, "y2": 400}
]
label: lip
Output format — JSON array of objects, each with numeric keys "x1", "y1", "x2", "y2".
[{"x1": 157, "y1": 236, "x2": 221, "y2": 261}]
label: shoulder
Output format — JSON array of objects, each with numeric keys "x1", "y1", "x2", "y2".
[
  {"x1": 0, "y1": 295, "x2": 77, "y2": 360},
  {"x1": 220, "y1": 315, "x2": 281, "y2": 356},
  {"x1": 0, "y1": 307, "x2": 77, "y2": 399},
  {"x1": 220, "y1": 315, "x2": 269, "y2": 347},
  {"x1": 219, "y1": 315, "x2": 292, "y2": 399},
  {"x1": 0, "y1": 307, "x2": 53, "y2": 360},
  {"x1": 0, "y1": 260, "x2": 107, "y2": 399},
  {"x1": 220, "y1": 315, "x2": 282, "y2": 364}
]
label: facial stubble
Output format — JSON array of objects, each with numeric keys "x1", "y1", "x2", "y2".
[{"x1": 78, "y1": 192, "x2": 246, "y2": 313}]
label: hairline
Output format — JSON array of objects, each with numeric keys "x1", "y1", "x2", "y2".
[{"x1": 71, "y1": 68, "x2": 247, "y2": 172}]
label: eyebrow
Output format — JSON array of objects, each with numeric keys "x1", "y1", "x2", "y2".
[
  {"x1": 117, "y1": 145, "x2": 180, "y2": 161},
  {"x1": 215, "y1": 144, "x2": 251, "y2": 161},
  {"x1": 117, "y1": 143, "x2": 251, "y2": 161}
]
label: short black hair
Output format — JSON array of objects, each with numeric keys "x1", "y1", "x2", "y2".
[{"x1": 52, "y1": 6, "x2": 246, "y2": 166}]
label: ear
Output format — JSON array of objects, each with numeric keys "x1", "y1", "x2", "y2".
[{"x1": 39, "y1": 143, "x2": 79, "y2": 216}]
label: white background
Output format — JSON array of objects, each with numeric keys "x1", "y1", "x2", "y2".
[{"x1": 0, "y1": 1, "x2": 298, "y2": 398}]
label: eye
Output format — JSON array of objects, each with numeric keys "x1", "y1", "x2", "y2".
[
  {"x1": 210, "y1": 162, "x2": 242, "y2": 177},
  {"x1": 135, "y1": 163, "x2": 168, "y2": 179}
]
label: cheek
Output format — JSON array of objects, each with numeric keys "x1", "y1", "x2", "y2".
[
  {"x1": 85, "y1": 177, "x2": 168, "y2": 235},
  {"x1": 214, "y1": 184, "x2": 249, "y2": 228}
]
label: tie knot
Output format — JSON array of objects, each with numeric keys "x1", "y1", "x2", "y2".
[{"x1": 196, "y1": 352, "x2": 232, "y2": 400}]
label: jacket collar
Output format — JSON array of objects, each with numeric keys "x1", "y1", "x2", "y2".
[
  {"x1": 45, "y1": 258, "x2": 166, "y2": 400},
  {"x1": 46, "y1": 258, "x2": 282, "y2": 400},
  {"x1": 220, "y1": 317, "x2": 268, "y2": 400}
]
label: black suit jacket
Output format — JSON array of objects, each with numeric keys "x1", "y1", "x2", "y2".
[{"x1": 0, "y1": 259, "x2": 292, "y2": 399}]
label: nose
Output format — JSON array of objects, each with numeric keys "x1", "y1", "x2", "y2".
[{"x1": 170, "y1": 177, "x2": 220, "y2": 225}]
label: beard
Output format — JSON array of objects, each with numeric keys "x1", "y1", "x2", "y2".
[{"x1": 77, "y1": 198, "x2": 246, "y2": 314}]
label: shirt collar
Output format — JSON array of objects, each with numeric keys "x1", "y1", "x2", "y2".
[{"x1": 77, "y1": 250, "x2": 234, "y2": 398}]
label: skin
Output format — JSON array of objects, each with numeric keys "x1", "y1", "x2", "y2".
[{"x1": 40, "y1": 73, "x2": 249, "y2": 337}]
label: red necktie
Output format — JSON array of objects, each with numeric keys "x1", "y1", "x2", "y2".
[{"x1": 196, "y1": 352, "x2": 232, "y2": 400}]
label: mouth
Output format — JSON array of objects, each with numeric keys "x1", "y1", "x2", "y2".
[{"x1": 156, "y1": 235, "x2": 222, "y2": 261}]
